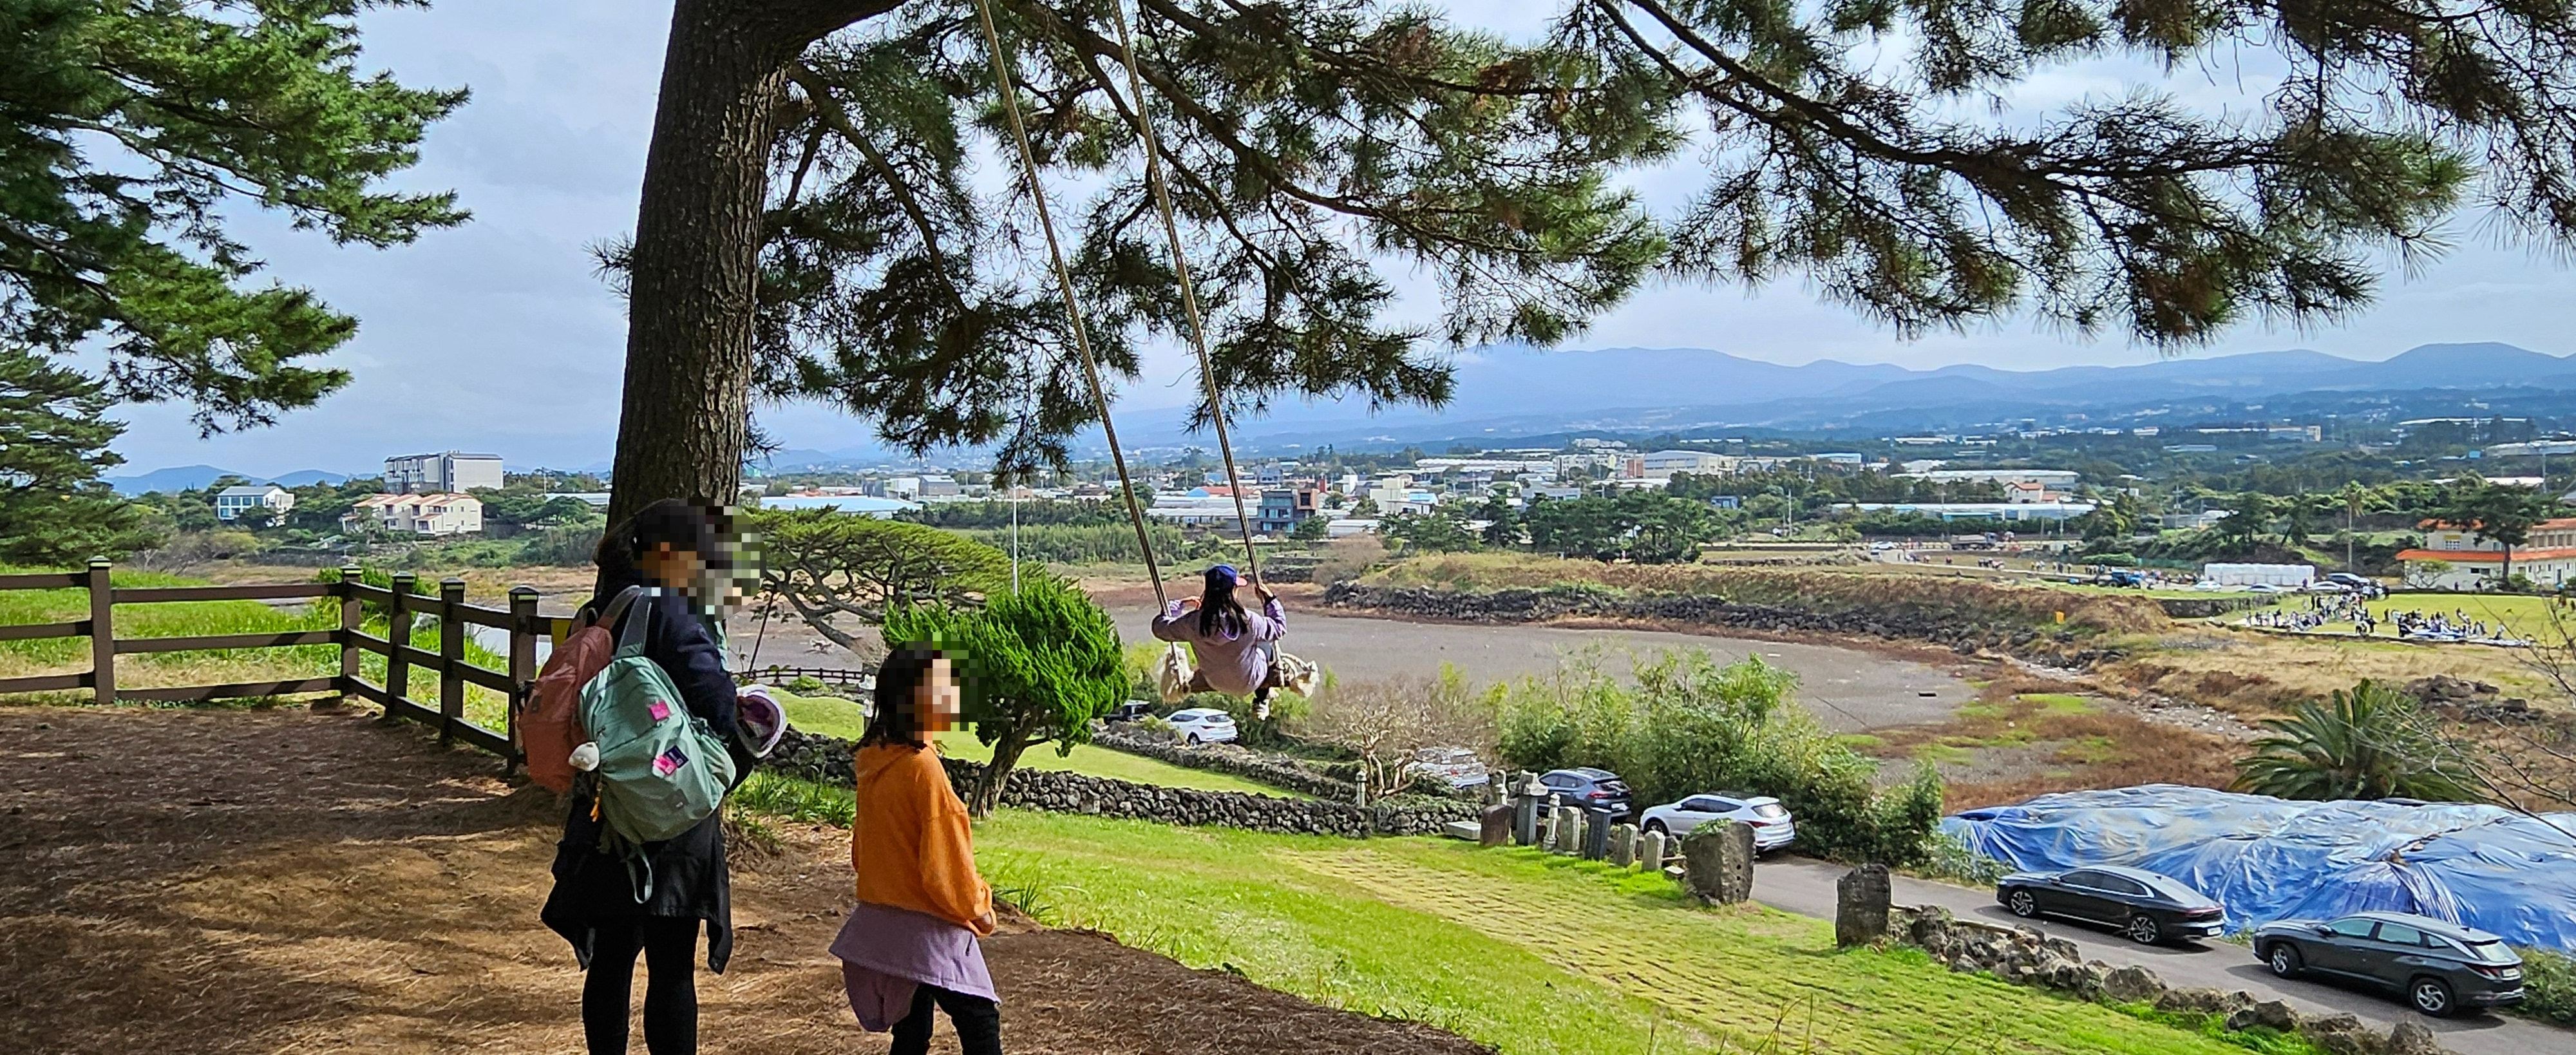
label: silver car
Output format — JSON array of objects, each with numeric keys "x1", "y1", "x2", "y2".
[{"x1": 1639, "y1": 793, "x2": 1797, "y2": 851}]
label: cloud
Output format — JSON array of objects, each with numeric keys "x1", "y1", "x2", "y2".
[{"x1": 92, "y1": 0, "x2": 2576, "y2": 479}]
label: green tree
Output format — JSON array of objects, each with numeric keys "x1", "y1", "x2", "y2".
[
  {"x1": 1476, "y1": 488, "x2": 1522, "y2": 548},
  {"x1": 882, "y1": 575, "x2": 1126, "y2": 815},
  {"x1": 2233, "y1": 681, "x2": 2478, "y2": 803},
  {"x1": 1288, "y1": 514, "x2": 1329, "y2": 542},
  {"x1": 603, "y1": 0, "x2": 2576, "y2": 522},
  {"x1": 2340, "y1": 480, "x2": 2385, "y2": 571},
  {"x1": 4, "y1": 0, "x2": 465, "y2": 432},
  {"x1": 753, "y1": 509, "x2": 1011, "y2": 651},
  {"x1": 2218, "y1": 491, "x2": 2276, "y2": 547},
  {"x1": 2441, "y1": 479, "x2": 2558, "y2": 585},
  {"x1": 1383, "y1": 508, "x2": 1478, "y2": 553},
  {"x1": 0, "y1": 346, "x2": 164, "y2": 563}
]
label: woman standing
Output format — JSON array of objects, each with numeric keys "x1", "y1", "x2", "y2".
[
  {"x1": 542, "y1": 499, "x2": 754, "y2": 1055},
  {"x1": 835, "y1": 645, "x2": 1003, "y2": 1054}
]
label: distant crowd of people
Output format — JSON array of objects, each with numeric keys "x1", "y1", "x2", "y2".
[{"x1": 2240, "y1": 593, "x2": 2505, "y2": 642}]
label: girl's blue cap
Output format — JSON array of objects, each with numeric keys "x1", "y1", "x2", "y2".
[{"x1": 1209, "y1": 564, "x2": 1240, "y2": 585}]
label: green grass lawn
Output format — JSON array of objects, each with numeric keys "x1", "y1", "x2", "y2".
[
  {"x1": 958, "y1": 808, "x2": 2313, "y2": 1055},
  {"x1": 767, "y1": 690, "x2": 1298, "y2": 797}
]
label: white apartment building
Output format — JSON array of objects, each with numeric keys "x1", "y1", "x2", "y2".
[
  {"x1": 384, "y1": 451, "x2": 504, "y2": 494},
  {"x1": 345, "y1": 493, "x2": 484, "y2": 535},
  {"x1": 215, "y1": 484, "x2": 294, "y2": 521}
]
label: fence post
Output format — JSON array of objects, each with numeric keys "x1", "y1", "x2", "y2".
[
  {"x1": 337, "y1": 563, "x2": 364, "y2": 704},
  {"x1": 86, "y1": 558, "x2": 113, "y2": 706},
  {"x1": 439, "y1": 578, "x2": 466, "y2": 745},
  {"x1": 506, "y1": 585, "x2": 539, "y2": 773},
  {"x1": 387, "y1": 572, "x2": 416, "y2": 712}
]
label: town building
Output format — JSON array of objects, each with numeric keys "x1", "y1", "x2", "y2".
[
  {"x1": 383, "y1": 451, "x2": 504, "y2": 494},
  {"x1": 215, "y1": 484, "x2": 294, "y2": 522},
  {"x1": 345, "y1": 493, "x2": 484, "y2": 535},
  {"x1": 1638, "y1": 450, "x2": 1735, "y2": 478},
  {"x1": 1256, "y1": 488, "x2": 1321, "y2": 533},
  {"x1": 2396, "y1": 517, "x2": 2576, "y2": 589},
  {"x1": 1894, "y1": 468, "x2": 2081, "y2": 486},
  {"x1": 1837, "y1": 500, "x2": 2096, "y2": 522}
]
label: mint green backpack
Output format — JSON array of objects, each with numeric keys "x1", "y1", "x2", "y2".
[{"x1": 580, "y1": 594, "x2": 737, "y2": 864}]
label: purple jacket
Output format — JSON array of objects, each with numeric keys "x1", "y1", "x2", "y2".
[{"x1": 1151, "y1": 596, "x2": 1283, "y2": 695}]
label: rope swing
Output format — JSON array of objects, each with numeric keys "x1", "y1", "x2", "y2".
[{"x1": 967, "y1": 0, "x2": 1265, "y2": 599}]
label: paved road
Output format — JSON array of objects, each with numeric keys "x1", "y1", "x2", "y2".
[
  {"x1": 1751, "y1": 858, "x2": 2562, "y2": 1055},
  {"x1": 1106, "y1": 604, "x2": 1974, "y2": 732}
]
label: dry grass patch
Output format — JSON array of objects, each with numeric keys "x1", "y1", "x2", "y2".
[{"x1": 1864, "y1": 676, "x2": 2242, "y2": 810}]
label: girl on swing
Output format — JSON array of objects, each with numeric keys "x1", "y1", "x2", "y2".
[{"x1": 1151, "y1": 564, "x2": 1285, "y2": 705}]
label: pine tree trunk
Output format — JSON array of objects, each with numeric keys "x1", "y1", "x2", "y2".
[
  {"x1": 976, "y1": 736, "x2": 1034, "y2": 817},
  {"x1": 605, "y1": 1, "x2": 896, "y2": 531}
]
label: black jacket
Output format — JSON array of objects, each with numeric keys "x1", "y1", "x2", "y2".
[{"x1": 540, "y1": 579, "x2": 753, "y2": 972}]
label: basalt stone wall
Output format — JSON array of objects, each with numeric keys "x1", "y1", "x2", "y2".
[
  {"x1": 1893, "y1": 906, "x2": 2448, "y2": 1055},
  {"x1": 763, "y1": 728, "x2": 1477, "y2": 838},
  {"x1": 1090, "y1": 726, "x2": 1359, "y2": 801},
  {"x1": 1321, "y1": 582, "x2": 2118, "y2": 663}
]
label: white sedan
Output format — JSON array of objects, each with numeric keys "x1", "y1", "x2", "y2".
[
  {"x1": 1164, "y1": 707, "x2": 1238, "y2": 745},
  {"x1": 1639, "y1": 793, "x2": 1797, "y2": 851}
]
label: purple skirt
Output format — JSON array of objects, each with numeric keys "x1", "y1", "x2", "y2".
[{"x1": 830, "y1": 900, "x2": 996, "y2": 1032}]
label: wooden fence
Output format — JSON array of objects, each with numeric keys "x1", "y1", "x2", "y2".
[{"x1": 0, "y1": 561, "x2": 553, "y2": 764}]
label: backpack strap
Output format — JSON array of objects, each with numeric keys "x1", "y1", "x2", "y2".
[
  {"x1": 591, "y1": 585, "x2": 644, "y2": 630},
  {"x1": 615, "y1": 588, "x2": 655, "y2": 654}
]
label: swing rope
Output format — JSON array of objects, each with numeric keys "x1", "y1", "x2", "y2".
[
  {"x1": 1104, "y1": 0, "x2": 1260, "y2": 584},
  {"x1": 969, "y1": 0, "x2": 1168, "y2": 609}
]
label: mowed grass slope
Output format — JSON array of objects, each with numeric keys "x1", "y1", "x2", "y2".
[
  {"x1": 970, "y1": 809, "x2": 2307, "y2": 1055},
  {"x1": 0, "y1": 566, "x2": 511, "y2": 725},
  {"x1": 767, "y1": 691, "x2": 1297, "y2": 797}
]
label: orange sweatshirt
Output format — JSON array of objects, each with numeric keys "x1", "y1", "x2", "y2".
[{"x1": 852, "y1": 742, "x2": 994, "y2": 935}]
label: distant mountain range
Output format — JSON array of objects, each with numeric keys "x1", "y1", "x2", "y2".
[
  {"x1": 113, "y1": 342, "x2": 2576, "y2": 484},
  {"x1": 104, "y1": 465, "x2": 353, "y2": 496},
  {"x1": 757, "y1": 341, "x2": 2576, "y2": 468},
  {"x1": 1182, "y1": 341, "x2": 2576, "y2": 448}
]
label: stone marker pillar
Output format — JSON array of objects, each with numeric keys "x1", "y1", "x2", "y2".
[
  {"x1": 1512, "y1": 783, "x2": 1542, "y2": 846},
  {"x1": 1681, "y1": 821, "x2": 1757, "y2": 904},
  {"x1": 1835, "y1": 864, "x2": 1893, "y2": 947},
  {"x1": 1479, "y1": 804, "x2": 1511, "y2": 848},
  {"x1": 1583, "y1": 808, "x2": 1615, "y2": 860},
  {"x1": 1638, "y1": 830, "x2": 1666, "y2": 873},
  {"x1": 1607, "y1": 823, "x2": 1638, "y2": 867},
  {"x1": 1553, "y1": 806, "x2": 1584, "y2": 855}
]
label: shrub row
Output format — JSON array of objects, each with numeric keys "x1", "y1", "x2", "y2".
[{"x1": 1493, "y1": 649, "x2": 1944, "y2": 866}]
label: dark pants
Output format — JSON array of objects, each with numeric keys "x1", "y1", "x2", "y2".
[
  {"x1": 583, "y1": 917, "x2": 700, "y2": 1055},
  {"x1": 891, "y1": 984, "x2": 1002, "y2": 1055}
]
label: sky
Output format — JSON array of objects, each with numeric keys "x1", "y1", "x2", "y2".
[{"x1": 100, "y1": 0, "x2": 2576, "y2": 478}]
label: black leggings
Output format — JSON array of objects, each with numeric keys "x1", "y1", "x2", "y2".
[
  {"x1": 583, "y1": 917, "x2": 700, "y2": 1055},
  {"x1": 891, "y1": 984, "x2": 1002, "y2": 1055}
]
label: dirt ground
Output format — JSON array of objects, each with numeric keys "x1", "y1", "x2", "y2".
[{"x1": 0, "y1": 704, "x2": 1494, "y2": 1055}]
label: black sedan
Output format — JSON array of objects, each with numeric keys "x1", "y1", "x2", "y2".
[
  {"x1": 1996, "y1": 864, "x2": 2226, "y2": 945},
  {"x1": 2251, "y1": 911, "x2": 2526, "y2": 1017}
]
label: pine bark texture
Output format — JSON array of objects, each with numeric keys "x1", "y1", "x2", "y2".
[{"x1": 609, "y1": 1, "x2": 896, "y2": 528}]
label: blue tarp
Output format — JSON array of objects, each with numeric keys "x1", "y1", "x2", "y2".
[{"x1": 1942, "y1": 784, "x2": 2576, "y2": 954}]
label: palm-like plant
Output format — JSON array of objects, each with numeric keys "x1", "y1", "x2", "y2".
[{"x1": 2233, "y1": 681, "x2": 2481, "y2": 803}]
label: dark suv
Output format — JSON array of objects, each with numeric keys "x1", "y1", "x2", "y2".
[
  {"x1": 2251, "y1": 911, "x2": 2526, "y2": 1017},
  {"x1": 1539, "y1": 768, "x2": 1634, "y2": 821}
]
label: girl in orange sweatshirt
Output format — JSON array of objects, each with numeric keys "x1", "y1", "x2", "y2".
[{"x1": 829, "y1": 645, "x2": 1002, "y2": 1054}]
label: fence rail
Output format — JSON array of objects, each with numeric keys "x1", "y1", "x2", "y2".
[{"x1": 0, "y1": 560, "x2": 556, "y2": 768}]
